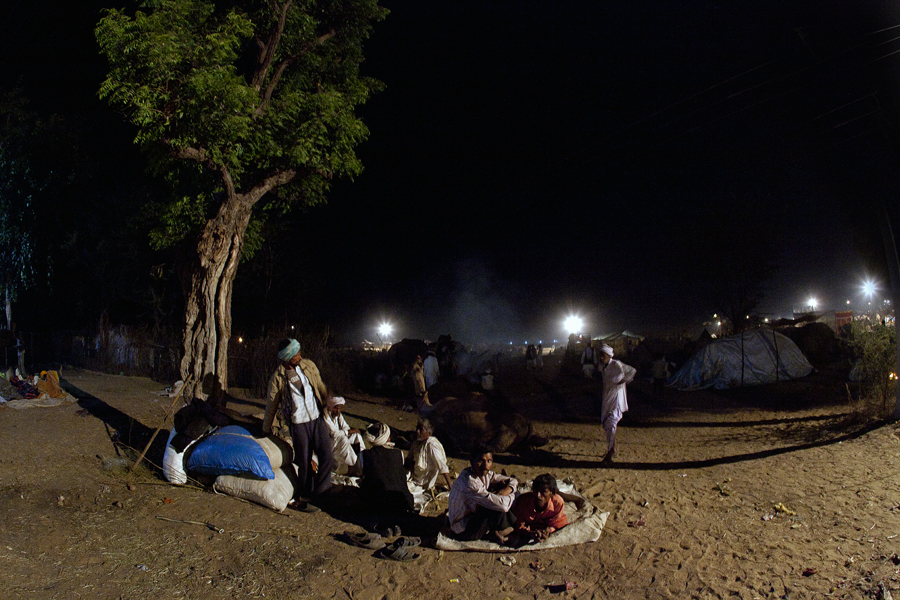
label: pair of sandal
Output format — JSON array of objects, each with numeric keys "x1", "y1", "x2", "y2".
[
  {"x1": 376, "y1": 536, "x2": 422, "y2": 562},
  {"x1": 343, "y1": 531, "x2": 422, "y2": 561}
]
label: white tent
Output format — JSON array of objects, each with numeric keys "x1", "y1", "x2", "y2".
[{"x1": 669, "y1": 329, "x2": 814, "y2": 390}]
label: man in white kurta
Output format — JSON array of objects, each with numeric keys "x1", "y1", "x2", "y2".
[
  {"x1": 599, "y1": 344, "x2": 635, "y2": 460},
  {"x1": 405, "y1": 419, "x2": 452, "y2": 491},
  {"x1": 323, "y1": 396, "x2": 365, "y2": 474}
]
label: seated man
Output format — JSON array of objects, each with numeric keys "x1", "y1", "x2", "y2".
[
  {"x1": 447, "y1": 444, "x2": 518, "y2": 543},
  {"x1": 360, "y1": 422, "x2": 416, "y2": 531},
  {"x1": 323, "y1": 396, "x2": 365, "y2": 476},
  {"x1": 508, "y1": 473, "x2": 584, "y2": 546},
  {"x1": 404, "y1": 418, "x2": 453, "y2": 492}
]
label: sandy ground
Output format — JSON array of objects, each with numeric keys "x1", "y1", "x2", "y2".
[{"x1": 2, "y1": 353, "x2": 900, "y2": 600}]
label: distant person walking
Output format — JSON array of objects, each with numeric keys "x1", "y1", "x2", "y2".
[
  {"x1": 535, "y1": 343, "x2": 544, "y2": 370},
  {"x1": 580, "y1": 343, "x2": 597, "y2": 379},
  {"x1": 525, "y1": 344, "x2": 537, "y2": 371},
  {"x1": 651, "y1": 355, "x2": 670, "y2": 397},
  {"x1": 599, "y1": 343, "x2": 635, "y2": 461},
  {"x1": 411, "y1": 354, "x2": 430, "y2": 410}
]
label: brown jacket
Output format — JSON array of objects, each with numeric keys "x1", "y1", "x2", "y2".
[{"x1": 262, "y1": 359, "x2": 328, "y2": 434}]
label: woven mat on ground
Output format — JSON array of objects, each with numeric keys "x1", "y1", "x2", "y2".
[{"x1": 435, "y1": 481, "x2": 609, "y2": 553}]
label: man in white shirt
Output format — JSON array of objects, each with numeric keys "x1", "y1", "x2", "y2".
[
  {"x1": 447, "y1": 445, "x2": 517, "y2": 542},
  {"x1": 324, "y1": 396, "x2": 365, "y2": 476},
  {"x1": 423, "y1": 350, "x2": 440, "y2": 389}
]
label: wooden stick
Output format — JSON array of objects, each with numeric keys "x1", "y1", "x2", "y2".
[{"x1": 130, "y1": 375, "x2": 192, "y2": 472}]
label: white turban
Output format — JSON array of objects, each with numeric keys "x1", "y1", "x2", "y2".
[
  {"x1": 600, "y1": 344, "x2": 614, "y2": 357},
  {"x1": 278, "y1": 339, "x2": 301, "y2": 361},
  {"x1": 327, "y1": 396, "x2": 346, "y2": 410},
  {"x1": 363, "y1": 422, "x2": 393, "y2": 448}
]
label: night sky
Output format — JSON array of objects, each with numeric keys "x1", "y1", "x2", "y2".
[{"x1": 3, "y1": 1, "x2": 899, "y2": 345}]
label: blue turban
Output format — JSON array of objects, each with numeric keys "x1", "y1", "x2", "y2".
[{"x1": 278, "y1": 339, "x2": 301, "y2": 361}]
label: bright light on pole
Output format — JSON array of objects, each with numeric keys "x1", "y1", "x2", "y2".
[
  {"x1": 862, "y1": 280, "x2": 876, "y2": 298},
  {"x1": 808, "y1": 297, "x2": 818, "y2": 310},
  {"x1": 377, "y1": 322, "x2": 393, "y2": 348},
  {"x1": 563, "y1": 315, "x2": 584, "y2": 334}
]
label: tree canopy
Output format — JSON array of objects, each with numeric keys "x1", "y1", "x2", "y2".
[
  {"x1": 96, "y1": 0, "x2": 387, "y2": 401},
  {"x1": 96, "y1": 0, "x2": 386, "y2": 242}
]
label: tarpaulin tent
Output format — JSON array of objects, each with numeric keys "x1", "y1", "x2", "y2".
[{"x1": 669, "y1": 329, "x2": 813, "y2": 390}]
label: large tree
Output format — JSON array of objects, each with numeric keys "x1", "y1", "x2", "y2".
[
  {"x1": 96, "y1": 0, "x2": 386, "y2": 402},
  {"x1": 0, "y1": 88, "x2": 70, "y2": 331}
]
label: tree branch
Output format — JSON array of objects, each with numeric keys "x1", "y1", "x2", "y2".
[
  {"x1": 251, "y1": 0, "x2": 293, "y2": 91},
  {"x1": 255, "y1": 57, "x2": 294, "y2": 116},
  {"x1": 171, "y1": 144, "x2": 236, "y2": 200},
  {"x1": 253, "y1": 28, "x2": 337, "y2": 118},
  {"x1": 172, "y1": 145, "x2": 211, "y2": 165},
  {"x1": 246, "y1": 168, "x2": 298, "y2": 206}
]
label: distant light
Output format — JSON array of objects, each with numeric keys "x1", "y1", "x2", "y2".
[
  {"x1": 291, "y1": 325, "x2": 294, "y2": 330},
  {"x1": 717, "y1": 321, "x2": 721, "y2": 326},
  {"x1": 808, "y1": 297, "x2": 817, "y2": 309},
  {"x1": 746, "y1": 315, "x2": 750, "y2": 319},
  {"x1": 846, "y1": 300, "x2": 850, "y2": 305},
  {"x1": 509, "y1": 341, "x2": 513, "y2": 345},
  {"x1": 238, "y1": 337, "x2": 243, "y2": 343},
  {"x1": 764, "y1": 318, "x2": 769, "y2": 323},
  {"x1": 378, "y1": 322, "x2": 393, "y2": 337},
  {"x1": 713, "y1": 313, "x2": 717, "y2": 318},
  {"x1": 862, "y1": 280, "x2": 876, "y2": 297},
  {"x1": 564, "y1": 315, "x2": 584, "y2": 334}
]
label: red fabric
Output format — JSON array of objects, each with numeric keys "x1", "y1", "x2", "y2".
[{"x1": 512, "y1": 492, "x2": 568, "y2": 532}]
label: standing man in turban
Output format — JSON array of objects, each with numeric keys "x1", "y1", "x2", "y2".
[
  {"x1": 263, "y1": 338, "x2": 334, "y2": 512},
  {"x1": 598, "y1": 344, "x2": 636, "y2": 462}
]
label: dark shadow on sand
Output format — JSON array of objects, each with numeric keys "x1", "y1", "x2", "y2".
[
  {"x1": 621, "y1": 413, "x2": 847, "y2": 429},
  {"x1": 494, "y1": 419, "x2": 889, "y2": 471},
  {"x1": 60, "y1": 376, "x2": 168, "y2": 472}
]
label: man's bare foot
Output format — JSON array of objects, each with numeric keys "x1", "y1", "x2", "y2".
[{"x1": 493, "y1": 526, "x2": 514, "y2": 544}]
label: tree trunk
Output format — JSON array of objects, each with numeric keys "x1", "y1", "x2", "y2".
[
  {"x1": 179, "y1": 193, "x2": 253, "y2": 406},
  {"x1": 4, "y1": 285, "x2": 11, "y2": 331}
]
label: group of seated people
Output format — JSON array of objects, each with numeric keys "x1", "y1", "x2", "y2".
[
  {"x1": 326, "y1": 399, "x2": 582, "y2": 546},
  {"x1": 324, "y1": 396, "x2": 452, "y2": 491},
  {"x1": 447, "y1": 443, "x2": 584, "y2": 546}
]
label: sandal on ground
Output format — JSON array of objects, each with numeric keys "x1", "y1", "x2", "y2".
[
  {"x1": 375, "y1": 525, "x2": 401, "y2": 538},
  {"x1": 287, "y1": 500, "x2": 321, "y2": 513},
  {"x1": 343, "y1": 531, "x2": 385, "y2": 550},
  {"x1": 376, "y1": 543, "x2": 421, "y2": 562},
  {"x1": 393, "y1": 536, "x2": 421, "y2": 549}
]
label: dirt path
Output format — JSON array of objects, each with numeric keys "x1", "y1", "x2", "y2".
[{"x1": 2, "y1": 362, "x2": 899, "y2": 599}]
